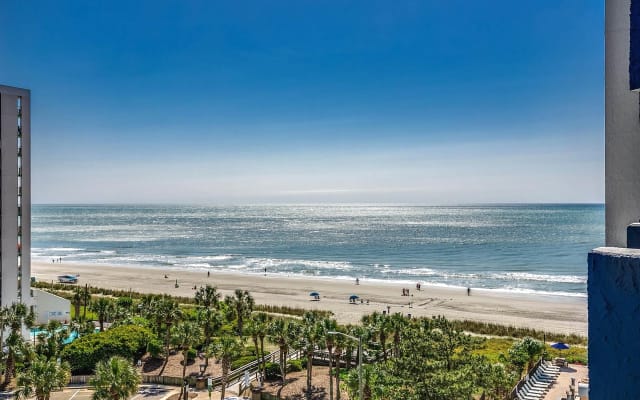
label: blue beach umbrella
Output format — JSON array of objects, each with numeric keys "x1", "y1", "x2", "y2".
[
  {"x1": 349, "y1": 294, "x2": 359, "y2": 300},
  {"x1": 550, "y1": 342, "x2": 570, "y2": 350},
  {"x1": 309, "y1": 291, "x2": 320, "y2": 297}
]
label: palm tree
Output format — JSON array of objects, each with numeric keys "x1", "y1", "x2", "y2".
[
  {"x1": 296, "y1": 312, "x2": 322, "y2": 400},
  {"x1": 16, "y1": 355, "x2": 71, "y2": 400},
  {"x1": 195, "y1": 285, "x2": 221, "y2": 308},
  {"x1": 344, "y1": 364, "x2": 382, "y2": 400},
  {"x1": 34, "y1": 320, "x2": 70, "y2": 360},
  {"x1": 246, "y1": 312, "x2": 271, "y2": 382},
  {"x1": 197, "y1": 307, "x2": 222, "y2": 368},
  {"x1": 90, "y1": 356, "x2": 141, "y2": 400},
  {"x1": 348, "y1": 325, "x2": 369, "y2": 372},
  {"x1": 90, "y1": 297, "x2": 113, "y2": 332},
  {"x1": 267, "y1": 318, "x2": 300, "y2": 385},
  {"x1": 195, "y1": 286, "x2": 222, "y2": 368},
  {"x1": 3, "y1": 303, "x2": 34, "y2": 385},
  {"x1": 320, "y1": 318, "x2": 338, "y2": 400},
  {"x1": 369, "y1": 312, "x2": 390, "y2": 362},
  {"x1": 144, "y1": 296, "x2": 183, "y2": 357},
  {"x1": 72, "y1": 288, "x2": 82, "y2": 321},
  {"x1": 225, "y1": 289, "x2": 254, "y2": 336},
  {"x1": 209, "y1": 335, "x2": 244, "y2": 400},
  {"x1": 245, "y1": 317, "x2": 261, "y2": 381},
  {"x1": 137, "y1": 294, "x2": 156, "y2": 316},
  {"x1": 82, "y1": 284, "x2": 90, "y2": 321},
  {"x1": 171, "y1": 321, "x2": 202, "y2": 400},
  {"x1": 332, "y1": 332, "x2": 348, "y2": 400},
  {"x1": 388, "y1": 312, "x2": 406, "y2": 358}
]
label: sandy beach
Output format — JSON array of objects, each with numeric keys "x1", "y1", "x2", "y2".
[{"x1": 32, "y1": 261, "x2": 587, "y2": 336}]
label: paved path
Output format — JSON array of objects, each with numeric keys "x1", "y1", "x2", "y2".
[
  {"x1": 47, "y1": 385, "x2": 178, "y2": 400},
  {"x1": 543, "y1": 364, "x2": 588, "y2": 400}
]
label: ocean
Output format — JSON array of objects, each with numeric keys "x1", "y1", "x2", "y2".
[{"x1": 31, "y1": 204, "x2": 603, "y2": 298}]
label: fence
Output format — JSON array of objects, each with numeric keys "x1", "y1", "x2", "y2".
[
  {"x1": 235, "y1": 350, "x2": 301, "y2": 395},
  {"x1": 69, "y1": 375, "x2": 91, "y2": 385},
  {"x1": 142, "y1": 375, "x2": 185, "y2": 386},
  {"x1": 66, "y1": 349, "x2": 301, "y2": 391},
  {"x1": 70, "y1": 373, "x2": 189, "y2": 387},
  {"x1": 507, "y1": 357, "x2": 543, "y2": 400}
]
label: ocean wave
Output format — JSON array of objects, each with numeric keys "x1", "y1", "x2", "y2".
[
  {"x1": 32, "y1": 247, "x2": 85, "y2": 252},
  {"x1": 182, "y1": 255, "x2": 235, "y2": 262},
  {"x1": 245, "y1": 257, "x2": 353, "y2": 270},
  {"x1": 382, "y1": 267, "x2": 438, "y2": 276},
  {"x1": 490, "y1": 272, "x2": 586, "y2": 284},
  {"x1": 378, "y1": 267, "x2": 585, "y2": 284}
]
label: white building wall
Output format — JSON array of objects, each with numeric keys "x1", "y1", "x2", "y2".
[
  {"x1": 605, "y1": 0, "x2": 640, "y2": 246},
  {"x1": 32, "y1": 289, "x2": 71, "y2": 325}
]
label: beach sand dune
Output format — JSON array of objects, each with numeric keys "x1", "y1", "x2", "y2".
[{"x1": 32, "y1": 261, "x2": 587, "y2": 336}]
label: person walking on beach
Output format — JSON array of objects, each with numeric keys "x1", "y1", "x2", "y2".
[
  {"x1": 207, "y1": 270, "x2": 210, "y2": 277},
  {"x1": 355, "y1": 278, "x2": 359, "y2": 285},
  {"x1": 467, "y1": 287, "x2": 471, "y2": 296}
]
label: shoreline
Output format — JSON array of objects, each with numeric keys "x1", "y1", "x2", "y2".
[
  {"x1": 31, "y1": 261, "x2": 587, "y2": 336},
  {"x1": 33, "y1": 258, "x2": 588, "y2": 300}
]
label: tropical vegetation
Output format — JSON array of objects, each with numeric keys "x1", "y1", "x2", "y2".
[{"x1": 0, "y1": 282, "x2": 587, "y2": 400}]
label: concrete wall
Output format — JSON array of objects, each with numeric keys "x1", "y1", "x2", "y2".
[
  {"x1": 606, "y1": 0, "x2": 640, "y2": 246},
  {"x1": 32, "y1": 289, "x2": 71, "y2": 325},
  {"x1": 0, "y1": 85, "x2": 31, "y2": 307},
  {"x1": 588, "y1": 247, "x2": 640, "y2": 398}
]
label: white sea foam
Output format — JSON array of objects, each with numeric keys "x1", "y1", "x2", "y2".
[
  {"x1": 489, "y1": 272, "x2": 586, "y2": 284},
  {"x1": 245, "y1": 257, "x2": 353, "y2": 270},
  {"x1": 33, "y1": 247, "x2": 85, "y2": 252}
]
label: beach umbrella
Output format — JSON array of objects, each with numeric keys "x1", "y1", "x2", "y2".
[
  {"x1": 550, "y1": 342, "x2": 570, "y2": 350},
  {"x1": 349, "y1": 294, "x2": 359, "y2": 300},
  {"x1": 309, "y1": 291, "x2": 320, "y2": 297}
]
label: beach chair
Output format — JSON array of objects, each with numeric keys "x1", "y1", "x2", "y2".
[
  {"x1": 522, "y1": 382, "x2": 547, "y2": 394},
  {"x1": 519, "y1": 382, "x2": 545, "y2": 397},
  {"x1": 516, "y1": 391, "x2": 542, "y2": 400},
  {"x1": 521, "y1": 382, "x2": 546, "y2": 394},
  {"x1": 538, "y1": 363, "x2": 560, "y2": 374},
  {"x1": 538, "y1": 367, "x2": 560, "y2": 379},
  {"x1": 526, "y1": 374, "x2": 551, "y2": 388},
  {"x1": 532, "y1": 370, "x2": 556, "y2": 384}
]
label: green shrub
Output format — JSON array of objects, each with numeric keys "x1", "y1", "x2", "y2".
[
  {"x1": 187, "y1": 348, "x2": 197, "y2": 362},
  {"x1": 242, "y1": 346, "x2": 257, "y2": 357},
  {"x1": 61, "y1": 325, "x2": 154, "y2": 374},
  {"x1": 147, "y1": 339, "x2": 163, "y2": 358},
  {"x1": 546, "y1": 346, "x2": 588, "y2": 364},
  {"x1": 231, "y1": 356, "x2": 258, "y2": 370},
  {"x1": 450, "y1": 319, "x2": 586, "y2": 345},
  {"x1": 264, "y1": 362, "x2": 281, "y2": 380},
  {"x1": 116, "y1": 297, "x2": 133, "y2": 309},
  {"x1": 253, "y1": 304, "x2": 333, "y2": 318},
  {"x1": 288, "y1": 359, "x2": 303, "y2": 372}
]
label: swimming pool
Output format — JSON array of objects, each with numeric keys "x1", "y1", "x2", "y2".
[{"x1": 30, "y1": 326, "x2": 79, "y2": 345}]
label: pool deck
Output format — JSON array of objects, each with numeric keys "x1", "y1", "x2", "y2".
[{"x1": 543, "y1": 364, "x2": 588, "y2": 400}]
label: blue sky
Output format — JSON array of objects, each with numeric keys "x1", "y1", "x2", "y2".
[{"x1": 1, "y1": 1, "x2": 603, "y2": 204}]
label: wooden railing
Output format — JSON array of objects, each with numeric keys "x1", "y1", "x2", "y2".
[
  {"x1": 69, "y1": 374, "x2": 185, "y2": 386},
  {"x1": 67, "y1": 349, "x2": 301, "y2": 390},
  {"x1": 507, "y1": 358, "x2": 544, "y2": 400},
  {"x1": 235, "y1": 350, "x2": 301, "y2": 395}
]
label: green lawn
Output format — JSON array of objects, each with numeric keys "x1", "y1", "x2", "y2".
[
  {"x1": 473, "y1": 337, "x2": 587, "y2": 365},
  {"x1": 69, "y1": 306, "x2": 98, "y2": 321}
]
